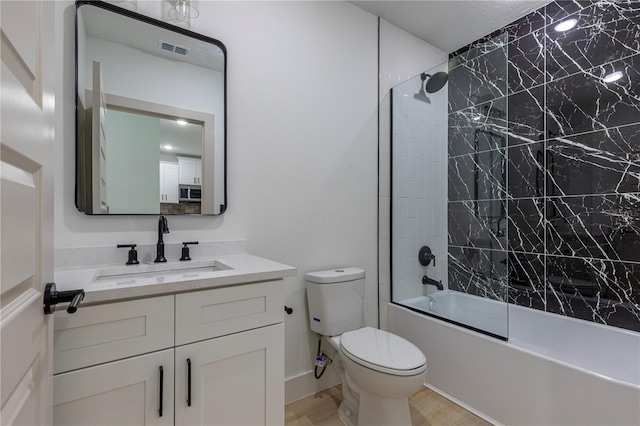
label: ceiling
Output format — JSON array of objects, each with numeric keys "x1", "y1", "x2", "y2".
[
  {"x1": 159, "y1": 118, "x2": 203, "y2": 157},
  {"x1": 350, "y1": 0, "x2": 552, "y2": 53}
]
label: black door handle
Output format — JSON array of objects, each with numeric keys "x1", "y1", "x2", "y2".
[
  {"x1": 158, "y1": 366, "x2": 164, "y2": 417},
  {"x1": 43, "y1": 283, "x2": 85, "y2": 314},
  {"x1": 187, "y1": 358, "x2": 192, "y2": 407}
]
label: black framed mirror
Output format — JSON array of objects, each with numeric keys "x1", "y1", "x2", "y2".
[{"x1": 75, "y1": 0, "x2": 226, "y2": 215}]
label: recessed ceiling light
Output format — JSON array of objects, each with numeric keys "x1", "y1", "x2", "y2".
[
  {"x1": 554, "y1": 18, "x2": 578, "y2": 32},
  {"x1": 176, "y1": 119, "x2": 188, "y2": 126},
  {"x1": 472, "y1": 114, "x2": 483, "y2": 121},
  {"x1": 162, "y1": 144, "x2": 173, "y2": 150},
  {"x1": 603, "y1": 71, "x2": 624, "y2": 83}
]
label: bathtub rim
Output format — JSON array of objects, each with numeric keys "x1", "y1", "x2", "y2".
[
  {"x1": 391, "y1": 303, "x2": 640, "y2": 389},
  {"x1": 390, "y1": 300, "x2": 508, "y2": 341}
]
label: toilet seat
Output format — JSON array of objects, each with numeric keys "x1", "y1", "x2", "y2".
[{"x1": 340, "y1": 327, "x2": 426, "y2": 376}]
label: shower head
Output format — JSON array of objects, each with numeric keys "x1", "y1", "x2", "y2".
[
  {"x1": 413, "y1": 71, "x2": 448, "y2": 102},
  {"x1": 423, "y1": 71, "x2": 448, "y2": 93}
]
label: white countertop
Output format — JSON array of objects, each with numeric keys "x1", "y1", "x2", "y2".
[{"x1": 54, "y1": 254, "x2": 297, "y2": 304}]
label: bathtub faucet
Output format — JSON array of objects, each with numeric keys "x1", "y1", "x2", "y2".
[{"x1": 422, "y1": 275, "x2": 443, "y2": 290}]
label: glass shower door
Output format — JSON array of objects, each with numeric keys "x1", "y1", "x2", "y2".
[{"x1": 390, "y1": 33, "x2": 509, "y2": 339}]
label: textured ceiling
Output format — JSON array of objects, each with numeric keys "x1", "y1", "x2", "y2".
[{"x1": 350, "y1": 0, "x2": 552, "y2": 53}]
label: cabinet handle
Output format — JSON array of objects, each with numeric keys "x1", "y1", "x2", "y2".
[
  {"x1": 158, "y1": 366, "x2": 164, "y2": 417},
  {"x1": 187, "y1": 358, "x2": 192, "y2": 407}
]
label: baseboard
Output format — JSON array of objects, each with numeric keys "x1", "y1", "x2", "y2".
[
  {"x1": 285, "y1": 367, "x2": 341, "y2": 405},
  {"x1": 423, "y1": 382, "x2": 502, "y2": 426}
]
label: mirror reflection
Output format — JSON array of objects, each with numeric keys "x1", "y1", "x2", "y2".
[{"x1": 75, "y1": 1, "x2": 226, "y2": 215}]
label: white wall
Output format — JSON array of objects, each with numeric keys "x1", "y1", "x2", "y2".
[
  {"x1": 54, "y1": 0, "x2": 378, "y2": 400},
  {"x1": 378, "y1": 19, "x2": 447, "y2": 329},
  {"x1": 83, "y1": 36, "x2": 222, "y2": 115}
]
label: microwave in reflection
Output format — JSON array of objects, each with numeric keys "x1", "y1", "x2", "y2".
[{"x1": 180, "y1": 187, "x2": 201, "y2": 202}]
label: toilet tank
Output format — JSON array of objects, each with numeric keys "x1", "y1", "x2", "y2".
[{"x1": 306, "y1": 267, "x2": 365, "y2": 336}]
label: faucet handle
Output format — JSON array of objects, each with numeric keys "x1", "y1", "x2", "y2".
[
  {"x1": 180, "y1": 241, "x2": 199, "y2": 261},
  {"x1": 418, "y1": 246, "x2": 436, "y2": 267},
  {"x1": 117, "y1": 244, "x2": 140, "y2": 265}
]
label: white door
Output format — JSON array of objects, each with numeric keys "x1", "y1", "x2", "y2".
[
  {"x1": 1, "y1": 1, "x2": 55, "y2": 425},
  {"x1": 175, "y1": 324, "x2": 285, "y2": 426}
]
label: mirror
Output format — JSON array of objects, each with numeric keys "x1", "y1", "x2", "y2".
[{"x1": 75, "y1": 0, "x2": 226, "y2": 215}]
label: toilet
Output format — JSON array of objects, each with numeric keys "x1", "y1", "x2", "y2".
[{"x1": 306, "y1": 268, "x2": 427, "y2": 426}]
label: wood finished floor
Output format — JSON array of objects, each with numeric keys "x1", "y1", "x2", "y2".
[{"x1": 285, "y1": 385, "x2": 491, "y2": 426}]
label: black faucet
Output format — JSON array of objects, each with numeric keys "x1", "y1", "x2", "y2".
[
  {"x1": 154, "y1": 215, "x2": 170, "y2": 263},
  {"x1": 422, "y1": 275, "x2": 444, "y2": 290}
]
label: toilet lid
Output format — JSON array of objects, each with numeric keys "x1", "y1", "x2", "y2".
[{"x1": 340, "y1": 327, "x2": 426, "y2": 376}]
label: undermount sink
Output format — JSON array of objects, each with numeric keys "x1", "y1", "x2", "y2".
[{"x1": 92, "y1": 259, "x2": 232, "y2": 283}]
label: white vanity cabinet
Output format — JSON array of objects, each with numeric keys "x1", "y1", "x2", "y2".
[
  {"x1": 52, "y1": 280, "x2": 285, "y2": 426},
  {"x1": 174, "y1": 281, "x2": 284, "y2": 425},
  {"x1": 175, "y1": 324, "x2": 284, "y2": 425},
  {"x1": 53, "y1": 296, "x2": 175, "y2": 425},
  {"x1": 53, "y1": 349, "x2": 174, "y2": 426}
]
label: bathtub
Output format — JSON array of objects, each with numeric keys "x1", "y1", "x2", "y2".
[
  {"x1": 403, "y1": 291, "x2": 508, "y2": 338},
  {"x1": 389, "y1": 292, "x2": 640, "y2": 425}
]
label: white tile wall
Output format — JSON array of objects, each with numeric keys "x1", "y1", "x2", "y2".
[{"x1": 378, "y1": 19, "x2": 447, "y2": 329}]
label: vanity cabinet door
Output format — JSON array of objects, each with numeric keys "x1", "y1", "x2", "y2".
[
  {"x1": 175, "y1": 323, "x2": 284, "y2": 426},
  {"x1": 53, "y1": 349, "x2": 174, "y2": 426}
]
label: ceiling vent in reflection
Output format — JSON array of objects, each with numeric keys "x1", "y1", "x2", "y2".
[{"x1": 158, "y1": 40, "x2": 191, "y2": 56}]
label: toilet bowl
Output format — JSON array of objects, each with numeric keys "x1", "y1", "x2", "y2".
[{"x1": 306, "y1": 268, "x2": 427, "y2": 426}]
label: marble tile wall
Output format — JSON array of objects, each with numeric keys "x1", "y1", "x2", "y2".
[{"x1": 447, "y1": 0, "x2": 640, "y2": 333}]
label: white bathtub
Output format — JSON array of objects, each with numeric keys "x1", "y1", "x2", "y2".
[
  {"x1": 403, "y1": 291, "x2": 508, "y2": 338},
  {"x1": 390, "y1": 292, "x2": 640, "y2": 425}
]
